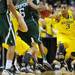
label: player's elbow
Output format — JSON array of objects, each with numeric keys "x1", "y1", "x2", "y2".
[
  {"x1": 19, "y1": 24, "x2": 28, "y2": 32},
  {"x1": 24, "y1": 25, "x2": 28, "y2": 32}
]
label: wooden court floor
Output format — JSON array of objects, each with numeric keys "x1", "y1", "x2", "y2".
[
  {"x1": 0, "y1": 71, "x2": 75, "y2": 75},
  {"x1": 20, "y1": 71, "x2": 75, "y2": 75}
]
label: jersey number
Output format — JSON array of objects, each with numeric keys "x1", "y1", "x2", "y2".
[
  {"x1": 66, "y1": 23, "x2": 70, "y2": 29},
  {"x1": 19, "y1": 8, "x2": 25, "y2": 18}
]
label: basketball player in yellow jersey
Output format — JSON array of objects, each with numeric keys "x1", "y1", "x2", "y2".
[
  {"x1": 39, "y1": 16, "x2": 54, "y2": 38},
  {"x1": 59, "y1": 5, "x2": 75, "y2": 60},
  {"x1": 2, "y1": 12, "x2": 30, "y2": 55},
  {"x1": 60, "y1": 7, "x2": 75, "y2": 71},
  {"x1": 3, "y1": 12, "x2": 41, "y2": 59},
  {"x1": 39, "y1": 18, "x2": 46, "y2": 38},
  {"x1": 53, "y1": 6, "x2": 75, "y2": 71},
  {"x1": 51, "y1": 5, "x2": 75, "y2": 70},
  {"x1": 2, "y1": 12, "x2": 42, "y2": 73},
  {"x1": 45, "y1": 17, "x2": 54, "y2": 37}
]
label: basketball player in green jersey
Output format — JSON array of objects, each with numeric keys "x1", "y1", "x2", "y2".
[{"x1": 0, "y1": 0, "x2": 27, "y2": 75}]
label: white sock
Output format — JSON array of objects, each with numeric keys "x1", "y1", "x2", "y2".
[
  {"x1": 14, "y1": 59, "x2": 17, "y2": 66},
  {"x1": 5, "y1": 60, "x2": 12, "y2": 69},
  {"x1": 14, "y1": 59, "x2": 20, "y2": 70}
]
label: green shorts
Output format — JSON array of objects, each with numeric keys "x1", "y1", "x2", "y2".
[
  {"x1": 18, "y1": 19, "x2": 42, "y2": 46},
  {"x1": 0, "y1": 13, "x2": 15, "y2": 46}
]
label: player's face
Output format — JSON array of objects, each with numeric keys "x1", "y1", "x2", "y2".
[
  {"x1": 61, "y1": 4, "x2": 68, "y2": 15},
  {"x1": 55, "y1": 15, "x2": 60, "y2": 22}
]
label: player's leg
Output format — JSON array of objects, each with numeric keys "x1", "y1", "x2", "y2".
[
  {"x1": 2, "y1": 13, "x2": 15, "y2": 75},
  {"x1": 0, "y1": 38, "x2": 4, "y2": 70}
]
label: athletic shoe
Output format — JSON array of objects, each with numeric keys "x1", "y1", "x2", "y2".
[
  {"x1": 21, "y1": 65, "x2": 33, "y2": 73},
  {"x1": 13, "y1": 65, "x2": 20, "y2": 74},
  {"x1": 36, "y1": 64, "x2": 46, "y2": 72},
  {"x1": 0, "y1": 66, "x2": 4, "y2": 71},
  {"x1": 53, "y1": 60, "x2": 61, "y2": 71},
  {"x1": 2, "y1": 69, "x2": 15, "y2": 75},
  {"x1": 43, "y1": 60, "x2": 53, "y2": 71}
]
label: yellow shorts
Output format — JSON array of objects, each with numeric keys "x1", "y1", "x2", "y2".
[
  {"x1": 2, "y1": 35, "x2": 30, "y2": 56},
  {"x1": 57, "y1": 33, "x2": 75, "y2": 60}
]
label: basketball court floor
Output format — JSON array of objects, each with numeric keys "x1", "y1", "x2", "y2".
[
  {"x1": 16, "y1": 71, "x2": 75, "y2": 75},
  {"x1": 0, "y1": 71, "x2": 75, "y2": 75}
]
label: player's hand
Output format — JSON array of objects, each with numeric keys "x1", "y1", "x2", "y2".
[
  {"x1": 31, "y1": 37, "x2": 35, "y2": 46},
  {"x1": 31, "y1": 37, "x2": 37, "y2": 48}
]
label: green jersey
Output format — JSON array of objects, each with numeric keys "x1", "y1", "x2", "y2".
[
  {"x1": 16, "y1": 3, "x2": 32, "y2": 20},
  {"x1": 31, "y1": 0, "x2": 40, "y2": 23},
  {"x1": 0, "y1": 0, "x2": 7, "y2": 14},
  {"x1": 16, "y1": 0, "x2": 40, "y2": 21}
]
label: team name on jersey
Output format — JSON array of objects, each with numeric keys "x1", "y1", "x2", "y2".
[
  {"x1": 16, "y1": 3, "x2": 28, "y2": 9},
  {"x1": 61, "y1": 20, "x2": 74, "y2": 25}
]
